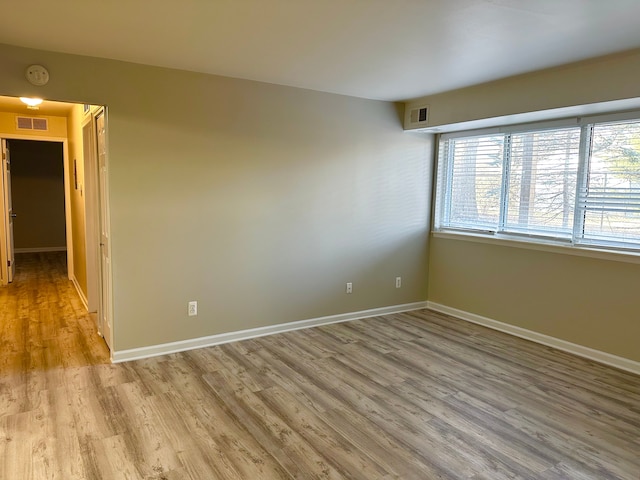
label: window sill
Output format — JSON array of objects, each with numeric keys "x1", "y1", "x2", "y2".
[{"x1": 431, "y1": 230, "x2": 640, "y2": 265}]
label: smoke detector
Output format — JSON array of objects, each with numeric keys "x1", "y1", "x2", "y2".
[{"x1": 25, "y1": 64, "x2": 50, "y2": 86}]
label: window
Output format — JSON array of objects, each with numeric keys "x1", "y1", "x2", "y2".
[
  {"x1": 435, "y1": 117, "x2": 640, "y2": 252},
  {"x1": 579, "y1": 121, "x2": 640, "y2": 247}
]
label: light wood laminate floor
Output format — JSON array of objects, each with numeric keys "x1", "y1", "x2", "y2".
[{"x1": 1, "y1": 252, "x2": 639, "y2": 479}]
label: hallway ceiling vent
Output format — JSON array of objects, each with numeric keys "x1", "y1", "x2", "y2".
[{"x1": 16, "y1": 116, "x2": 48, "y2": 131}]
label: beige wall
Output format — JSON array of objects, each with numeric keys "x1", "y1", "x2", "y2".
[
  {"x1": 0, "y1": 111, "x2": 67, "y2": 137},
  {"x1": 0, "y1": 43, "x2": 433, "y2": 352},
  {"x1": 10, "y1": 140, "x2": 66, "y2": 250},
  {"x1": 66, "y1": 104, "x2": 88, "y2": 298},
  {"x1": 416, "y1": 50, "x2": 640, "y2": 363},
  {"x1": 428, "y1": 237, "x2": 640, "y2": 362},
  {"x1": 413, "y1": 49, "x2": 640, "y2": 128}
]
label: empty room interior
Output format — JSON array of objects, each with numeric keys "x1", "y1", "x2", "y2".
[{"x1": 0, "y1": 1, "x2": 639, "y2": 479}]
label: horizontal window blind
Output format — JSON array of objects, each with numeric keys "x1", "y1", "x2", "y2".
[
  {"x1": 444, "y1": 135, "x2": 504, "y2": 230},
  {"x1": 505, "y1": 128, "x2": 580, "y2": 237},
  {"x1": 578, "y1": 120, "x2": 640, "y2": 247},
  {"x1": 435, "y1": 115, "x2": 640, "y2": 252}
]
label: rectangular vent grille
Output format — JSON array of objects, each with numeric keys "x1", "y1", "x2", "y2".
[
  {"x1": 16, "y1": 116, "x2": 33, "y2": 129},
  {"x1": 16, "y1": 116, "x2": 49, "y2": 131},
  {"x1": 32, "y1": 118, "x2": 48, "y2": 130},
  {"x1": 410, "y1": 106, "x2": 429, "y2": 125}
]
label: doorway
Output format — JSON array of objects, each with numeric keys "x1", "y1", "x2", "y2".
[
  {"x1": 0, "y1": 138, "x2": 68, "y2": 282},
  {"x1": 0, "y1": 97, "x2": 113, "y2": 354},
  {"x1": 8, "y1": 140, "x2": 66, "y2": 254}
]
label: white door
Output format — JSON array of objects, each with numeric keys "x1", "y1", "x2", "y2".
[
  {"x1": 96, "y1": 111, "x2": 113, "y2": 350},
  {"x1": 1, "y1": 140, "x2": 15, "y2": 284}
]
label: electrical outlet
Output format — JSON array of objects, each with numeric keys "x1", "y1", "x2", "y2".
[
  {"x1": 396, "y1": 276, "x2": 402, "y2": 288},
  {"x1": 188, "y1": 301, "x2": 198, "y2": 316},
  {"x1": 346, "y1": 282, "x2": 353, "y2": 294}
]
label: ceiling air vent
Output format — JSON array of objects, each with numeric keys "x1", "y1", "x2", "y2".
[
  {"x1": 16, "y1": 116, "x2": 48, "y2": 131},
  {"x1": 404, "y1": 104, "x2": 429, "y2": 130},
  {"x1": 16, "y1": 116, "x2": 33, "y2": 129},
  {"x1": 32, "y1": 118, "x2": 48, "y2": 131},
  {"x1": 411, "y1": 106, "x2": 428, "y2": 124}
]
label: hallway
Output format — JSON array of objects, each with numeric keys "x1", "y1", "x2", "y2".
[
  {"x1": 0, "y1": 252, "x2": 109, "y2": 374},
  {"x1": 0, "y1": 252, "x2": 111, "y2": 479}
]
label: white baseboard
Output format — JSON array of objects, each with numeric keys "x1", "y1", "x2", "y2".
[
  {"x1": 71, "y1": 276, "x2": 89, "y2": 310},
  {"x1": 112, "y1": 301, "x2": 429, "y2": 363},
  {"x1": 426, "y1": 301, "x2": 640, "y2": 376},
  {"x1": 15, "y1": 246, "x2": 67, "y2": 253}
]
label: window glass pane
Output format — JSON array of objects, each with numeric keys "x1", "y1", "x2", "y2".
[
  {"x1": 505, "y1": 128, "x2": 581, "y2": 237},
  {"x1": 581, "y1": 121, "x2": 640, "y2": 246},
  {"x1": 447, "y1": 135, "x2": 504, "y2": 230}
]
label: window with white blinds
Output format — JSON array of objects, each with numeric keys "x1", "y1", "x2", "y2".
[
  {"x1": 444, "y1": 135, "x2": 504, "y2": 230},
  {"x1": 578, "y1": 120, "x2": 640, "y2": 248},
  {"x1": 435, "y1": 117, "x2": 640, "y2": 252}
]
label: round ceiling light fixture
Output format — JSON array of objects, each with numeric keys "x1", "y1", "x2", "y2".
[{"x1": 19, "y1": 97, "x2": 44, "y2": 107}]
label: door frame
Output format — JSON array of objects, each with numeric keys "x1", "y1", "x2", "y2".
[
  {"x1": 93, "y1": 107, "x2": 113, "y2": 352},
  {"x1": 0, "y1": 135, "x2": 73, "y2": 284},
  {"x1": 82, "y1": 114, "x2": 99, "y2": 313},
  {"x1": 82, "y1": 105, "x2": 114, "y2": 352},
  {"x1": 0, "y1": 139, "x2": 14, "y2": 284},
  {"x1": 0, "y1": 98, "x2": 114, "y2": 360}
]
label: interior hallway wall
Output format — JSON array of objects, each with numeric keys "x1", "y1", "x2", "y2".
[
  {"x1": 10, "y1": 140, "x2": 66, "y2": 251},
  {"x1": 66, "y1": 104, "x2": 88, "y2": 299}
]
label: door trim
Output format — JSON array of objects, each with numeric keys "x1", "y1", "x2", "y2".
[
  {"x1": 93, "y1": 107, "x2": 113, "y2": 356},
  {"x1": 82, "y1": 115, "x2": 99, "y2": 313},
  {"x1": 0, "y1": 139, "x2": 10, "y2": 285}
]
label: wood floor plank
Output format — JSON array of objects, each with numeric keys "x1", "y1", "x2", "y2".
[
  {"x1": 158, "y1": 391, "x2": 244, "y2": 480},
  {"x1": 160, "y1": 359, "x2": 293, "y2": 479},
  {"x1": 203, "y1": 369, "x2": 349, "y2": 480},
  {"x1": 324, "y1": 380, "x2": 477, "y2": 479},
  {"x1": 50, "y1": 384, "x2": 87, "y2": 480},
  {"x1": 257, "y1": 385, "x2": 391, "y2": 480},
  {"x1": 249, "y1": 346, "x2": 343, "y2": 413},
  {"x1": 320, "y1": 406, "x2": 443, "y2": 480},
  {"x1": 0, "y1": 410, "x2": 35, "y2": 479},
  {"x1": 322, "y1": 356, "x2": 550, "y2": 477},
  {"x1": 396, "y1": 311, "x2": 640, "y2": 404},
  {"x1": 503, "y1": 407, "x2": 639, "y2": 479},
  {"x1": 2, "y1": 252, "x2": 639, "y2": 479},
  {"x1": 114, "y1": 381, "x2": 182, "y2": 478}
]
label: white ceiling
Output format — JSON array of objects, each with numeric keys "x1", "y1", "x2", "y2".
[{"x1": 2, "y1": 0, "x2": 640, "y2": 102}]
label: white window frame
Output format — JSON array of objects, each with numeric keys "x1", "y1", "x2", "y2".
[{"x1": 433, "y1": 111, "x2": 640, "y2": 262}]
